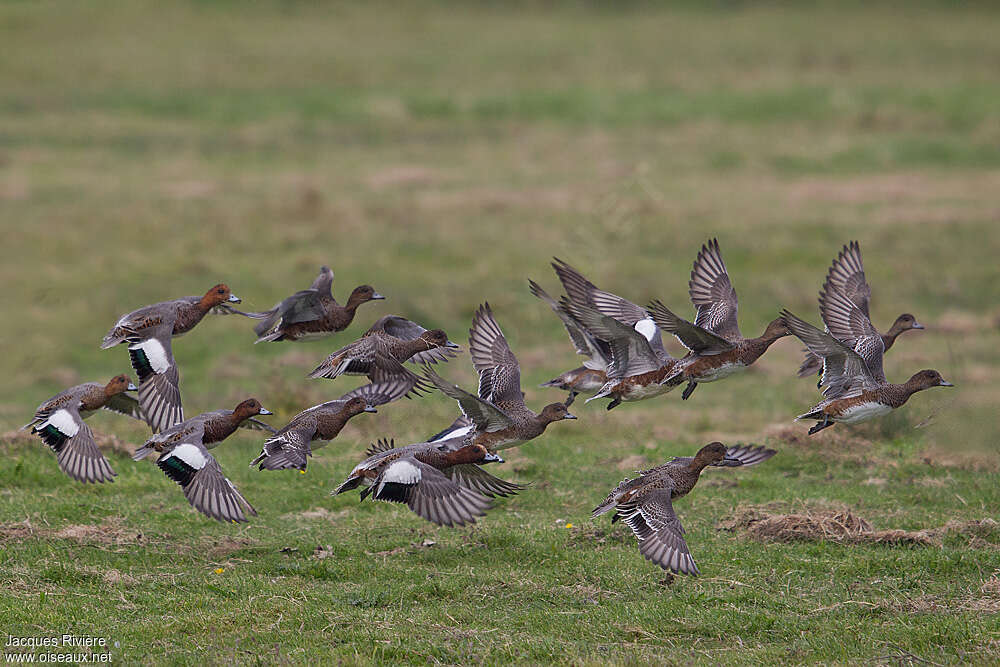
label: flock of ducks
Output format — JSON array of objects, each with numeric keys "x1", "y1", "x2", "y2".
[{"x1": 22, "y1": 240, "x2": 951, "y2": 576}]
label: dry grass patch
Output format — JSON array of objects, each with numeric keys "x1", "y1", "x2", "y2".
[
  {"x1": 720, "y1": 507, "x2": 999, "y2": 550},
  {"x1": 0, "y1": 516, "x2": 145, "y2": 546}
]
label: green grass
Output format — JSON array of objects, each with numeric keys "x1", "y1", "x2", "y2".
[{"x1": 2, "y1": 1, "x2": 999, "y2": 664}]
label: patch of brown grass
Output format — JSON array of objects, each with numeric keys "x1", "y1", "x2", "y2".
[
  {"x1": 720, "y1": 507, "x2": 999, "y2": 550},
  {"x1": 0, "y1": 516, "x2": 145, "y2": 545},
  {"x1": 717, "y1": 507, "x2": 938, "y2": 546}
]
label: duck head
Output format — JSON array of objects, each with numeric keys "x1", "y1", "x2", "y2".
[
  {"x1": 104, "y1": 374, "x2": 137, "y2": 395},
  {"x1": 233, "y1": 398, "x2": 272, "y2": 421},
  {"x1": 540, "y1": 403, "x2": 577, "y2": 423},
  {"x1": 201, "y1": 283, "x2": 241, "y2": 308},
  {"x1": 347, "y1": 285, "x2": 385, "y2": 306}
]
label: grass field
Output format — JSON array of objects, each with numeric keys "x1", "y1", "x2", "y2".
[{"x1": 2, "y1": 1, "x2": 1000, "y2": 663}]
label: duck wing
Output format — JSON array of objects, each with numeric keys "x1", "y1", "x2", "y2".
[
  {"x1": 648, "y1": 300, "x2": 735, "y2": 355},
  {"x1": 819, "y1": 286, "x2": 886, "y2": 383},
  {"x1": 561, "y1": 299, "x2": 661, "y2": 379},
  {"x1": 370, "y1": 457, "x2": 493, "y2": 527},
  {"x1": 689, "y1": 238, "x2": 741, "y2": 342},
  {"x1": 469, "y1": 303, "x2": 524, "y2": 406},
  {"x1": 156, "y1": 441, "x2": 256, "y2": 523},
  {"x1": 824, "y1": 241, "x2": 872, "y2": 318},
  {"x1": 127, "y1": 327, "x2": 184, "y2": 433},
  {"x1": 781, "y1": 309, "x2": 879, "y2": 397},
  {"x1": 529, "y1": 279, "x2": 610, "y2": 370},
  {"x1": 618, "y1": 487, "x2": 699, "y2": 576},
  {"x1": 422, "y1": 367, "x2": 515, "y2": 433}
]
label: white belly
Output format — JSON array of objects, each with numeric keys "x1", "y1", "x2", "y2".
[
  {"x1": 696, "y1": 361, "x2": 745, "y2": 383},
  {"x1": 838, "y1": 402, "x2": 892, "y2": 424},
  {"x1": 623, "y1": 382, "x2": 672, "y2": 401}
]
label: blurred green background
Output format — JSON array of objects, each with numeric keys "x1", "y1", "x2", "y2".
[{"x1": 1, "y1": 1, "x2": 998, "y2": 664}]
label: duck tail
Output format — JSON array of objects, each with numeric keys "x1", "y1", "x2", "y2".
[
  {"x1": 540, "y1": 377, "x2": 568, "y2": 389},
  {"x1": 331, "y1": 475, "x2": 364, "y2": 496}
]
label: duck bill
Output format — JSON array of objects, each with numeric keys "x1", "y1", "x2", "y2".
[
  {"x1": 371, "y1": 292, "x2": 386, "y2": 300},
  {"x1": 939, "y1": 380, "x2": 954, "y2": 387},
  {"x1": 563, "y1": 412, "x2": 578, "y2": 420},
  {"x1": 445, "y1": 341, "x2": 461, "y2": 349},
  {"x1": 364, "y1": 406, "x2": 378, "y2": 413},
  {"x1": 482, "y1": 452, "x2": 504, "y2": 464},
  {"x1": 911, "y1": 321, "x2": 925, "y2": 329},
  {"x1": 227, "y1": 294, "x2": 242, "y2": 303},
  {"x1": 259, "y1": 408, "x2": 273, "y2": 415},
  {"x1": 126, "y1": 382, "x2": 138, "y2": 391},
  {"x1": 718, "y1": 456, "x2": 745, "y2": 467}
]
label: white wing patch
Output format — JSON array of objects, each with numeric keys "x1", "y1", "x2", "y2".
[
  {"x1": 166, "y1": 443, "x2": 209, "y2": 470},
  {"x1": 382, "y1": 460, "x2": 421, "y2": 485},
  {"x1": 41, "y1": 409, "x2": 80, "y2": 437},
  {"x1": 129, "y1": 338, "x2": 171, "y2": 374},
  {"x1": 429, "y1": 424, "x2": 474, "y2": 442},
  {"x1": 633, "y1": 318, "x2": 658, "y2": 343}
]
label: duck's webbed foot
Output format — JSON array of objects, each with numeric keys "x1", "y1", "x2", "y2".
[
  {"x1": 808, "y1": 417, "x2": 833, "y2": 435},
  {"x1": 606, "y1": 397, "x2": 622, "y2": 411},
  {"x1": 681, "y1": 382, "x2": 698, "y2": 401}
]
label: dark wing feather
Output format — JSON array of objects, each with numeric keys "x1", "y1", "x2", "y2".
[
  {"x1": 781, "y1": 309, "x2": 878, "y2": 397},
  {"x1": 529, "y1": 279, "x2": 610, "y2": 370},
  {"x1": 339, "y1": 379, "x2": 415, "y2": 407},
  {"x1": 372, "y1": 458, "x2": 493, "y2": 527},
  {"x1": 819, "y1": 286, "x2": 885, "y2": 383},
  {"x1": 561, "y1": 299, "x2": 662, "y2": 379},
  {"x1": 469, "y1": 303, "x2": 523, "y2": 405},
  {"x1": 127, "y1": 329, "x2": 183, "y2": 434},
  {"x1": 102, "y1": 393, "x2": 144, "y2": 421},
  {"x1": 648, "y1": 300, "x2": 735, "y2": 355},
  {"x1": 444, "y1": 464, "x2": 526, "y2": 498},
  {"x1": 422, "y1": 367, "x2": 514, "y2": 433},
  {"x1": 718, "y1": 444, "x2": 777, "y2": 467},
  {"x1": 689, "y1": 238, "x2": 741, "y2": 342},
  {"x1": 825, "y1": 241, "x2": 872, "y2": 317},
  {"x1": 618, "y1": 488, "x2": 699, "y2": 576}
]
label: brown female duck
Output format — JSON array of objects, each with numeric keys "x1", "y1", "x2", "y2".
[
  {"x1": 594, "y1": 442, "x2": 776, "y2": 575},
  {"x1": 798, "y1": 241, "x2": 923, "y2": 378},
  {"x1": 101, "y1": 283, "x2": 243, "y2": 433},
  {"x1": 307, "y1": 315, "x2": 459, "y2": 397},
  {"x1": 333, "y1": 440, "x2": 521, "y2": 526},
  {"x1": 649, "y1": 239, "x2": 790, "y2": 399},
  {"x1": 421, "y1": 303, "x2": 577, "y2": 451},
  {"x1": 238, "y1": 266, "x2": 385, "y2": 342},
  {"x1": 783, "y1": 288, "x2": 952, "y2": 435},
  {"x1": 251, "y1": 380, "x2": 412, "y2": 471},
  {"x1": 23, "y1": 374, "x2": 140, "y2": 483}
]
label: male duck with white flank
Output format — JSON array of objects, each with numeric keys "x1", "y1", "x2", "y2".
[
  {"x1": 798, "y1": 241, "x2": 924, "y2": 379},
  {"x1": 333, "y1": 439, "x2": 522, "y2": 526},
  {"x1": 529, "y1": 279, "x2": 611, "y2": 406},
  {"x1": 782, "y1": 286, "x2": 952, "y2": 435},
  {"x1": 594, "y1": 442, "x2": 776, "y2": 575},
  {"x1": 238, "y1": 266, "x2": 385, "y2": 343},
  {"x1": 307, "y1": 315, "x2": 459, "y2": 397},
  {"x1": 23, "y1": 374, "x2": 141, "y2": 483},
  {"x1": 560, "y1": 298, "x2": 682, "y2": 410},
  {"x1": 650, "y1": 239, "x2": 791, "y2": 400},
  {"x1": 421, "y1": 303, "x2": 577, "y2": 452},
  {"x1": 133, "y1": 398, "x2": 274, "y2": 523},
  {"x1": 251, "y1": 380, "x2": 412, "y2": 472},
  {"x1": 101, "y1": 283, "x2": 244, "y2": 433}
]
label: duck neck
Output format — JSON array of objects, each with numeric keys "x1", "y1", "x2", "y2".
[
  {"x1": 401, "y1": 337, "x2": 435, "y2": 358},
  {"x1": 204, "y1": 414, "x2": 242, "y2": 444},
  {"x1": 881, "y1": 325, "x2": 906, "y2": 351}
]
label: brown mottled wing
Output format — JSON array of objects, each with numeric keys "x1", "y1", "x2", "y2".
[
  {"x1": 469, "y1": 303, "x2": 523, "y2": 405},
  {"x1": 718, "y1": 444, "x2": 776, "y2": 467},
  {"x1": 372, "y1": 458, "x2": 493, "y2": 527},
  {"x1": 561, "y1": 299, "x2": 661, "y2": 379},
  {"x1": 367, "y1": 355, "x2": 432, "y2": 398},
  {"x1": 422, "y1": 367, "x2": 514, "y2": 433},
  {"x1": 781, "y1": 309, "x2": 878, "y2": 397},
  {"x1": 824, "y1": 241, "x2": 872, "y2": 318},
  {"x1": 551, "y1": 258, "x2": 647, "y2": 325},
  {"x1": 689, "y1": 238, "x2": 741, "y2": 342},
  {"x1": 307, "y1": 337, "x2": 378, "y2": 379},
  {"x1": 648, "y1": 300, "x2": 734, "y2": 355},
  {"x1": 819, "y1": 286, "x2": 885, "y2": 383},
  {"x1": 370, "y1": 315, "x2": 459, "y2": 365},
  {"x1": 618, "y1": 488, "x2": 699, "y2": 576},
  {"x1": 529, "y1": 280, "x2": 610, "y2": 371},
  {"x1": 444, "y1": 464, "x2": 526, "y2": 498},
  {"x1": 102, "y1": 393, "x2": 144, "y2": 421},
  {"x1": 340, "y1": 379, "x2": 416, "y2": 407},
  {"x1": 253, "y1": 423, "x2": 314, "y2": 471}
]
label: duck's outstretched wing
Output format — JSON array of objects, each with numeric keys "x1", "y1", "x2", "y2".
[{"x1": 689, "y1": 238, "x2": 741, "y2": 342}]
